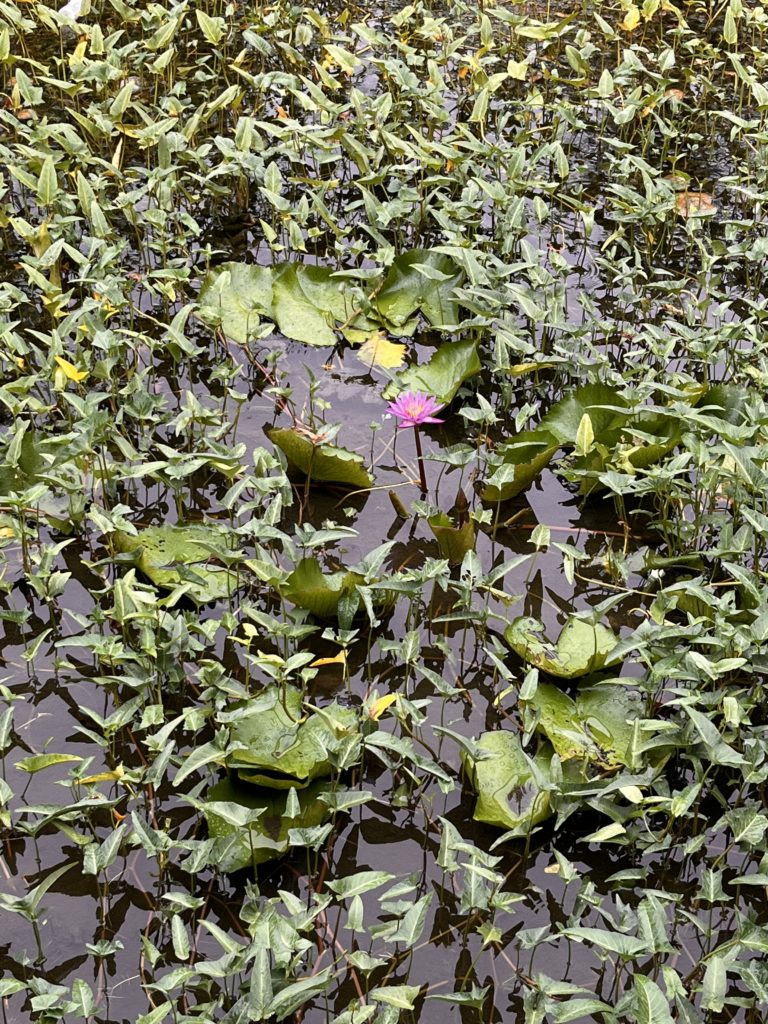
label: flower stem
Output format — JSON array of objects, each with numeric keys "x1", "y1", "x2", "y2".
[{"x1": 413, "y1": 426, "x2": 428, "y2": 493}]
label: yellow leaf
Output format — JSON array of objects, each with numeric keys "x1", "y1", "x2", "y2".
[
  {"x1": 369, "y1": 693, "x2": 398, "y2": 720},
  {"x1": 80, "y1": 765, "x2": 125, "y2": 785},
  {"x1": 310, "y1": 651, "x2": 347, "y2": 669},
  {"x1": 357, "y1": 332, "x2": 406, "y2": 370},
  {"x1": 54, "y1": 354, "x2": 88, "y2": 382},
  {"x1": 69, "y1": 38, "x2": 87, "y2": 67},
  {"x1": 507, "y1": 58, "x2": 528, "y2": 81},
  {"x1": 620, "y1": 4, "x2": 641, "y2": 30}
]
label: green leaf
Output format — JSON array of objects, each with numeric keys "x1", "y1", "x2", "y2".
[
  {"x1": 561, "y1": 926, "x2": 647, "y2": 959},
  {"x1": 268, "y1": 427, "x2": 373, "y2": 490},
  {"x1": 203, "y1": 776, "x2": 335, "y2": 872},
  {"x1": 370, "y1": 985, "x2": 422, "y2": 1011},
  {"x1": 525, "y1": 681, "x2": 637, "y2": 766},
  {"x1": 113, "y1": 523, "x2": 238, "y2": 605},
  {"x1": 375, "y1": 249, "x2": 463, "y2": 330},
  {"x1": 281, "y1": 557, "x2": 363, "y2": 618},
  {"x1": 633, "y1": 975, "x2": 674, "y2": 1024},
  {"x1": 504, "y1": 615, "x2": 617, "y2": 679},
  {"x1": 462, "y1": 731, "x2": 553, "y2": 835},
  {"x1": 16, "y1": 753, "x2": 83, "y2": 774},
  {"x1": 539, "y1": 383, "x2": 629, "y2": 446},
  {"x1": 427, "y1": 513, "x2": 475, "y2": 565},
  {"x1": 575, "y1": 413, "x2": 594, "y2": 457},
  {"x1": 701, "y1": 956, "x2": 726, "y2": 1012},
  {"x1": 482, "y1": 429, "x2": 560, "y2": 502},
  {"x1": 36, "y1": 156, "x2": 57, "y2": 206},
  {"x1": 226, "y1": 685, "x2": 360, "y2": 788},
  {"x1": 384, "y1": 338, "x2": 481, "y2": 405},
  {"x1": 266, "y1": 968, "x2": 334, "y2": 1020},
  {"x1": 272, "y1": 263, "x2": 356, "y2": 345},
  {"x1": 197, "y1": 262, "x2": 273, "y2": 344},
  {"x1": 326, "y1": 870, "x2": 396, "y2": 898}
]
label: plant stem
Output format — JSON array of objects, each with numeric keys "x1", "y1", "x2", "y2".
[{"x1": 413, "y1": 426, "x2": 428, "y2": 494}]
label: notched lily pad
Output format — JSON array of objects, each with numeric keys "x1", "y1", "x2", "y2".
[
  {"x1": 197, "y1": 261, "x2": 272, "y2": 344},
  {"x1": 525, "y1": 681, "x2": 638, "y2": 768},
  {"x1": 281, "y1": 557, "x2": 364, "y2": 619},
  {"x1": 504, "y1": 615, "x2": 618, "y2": 679},
  {"x1": 462, "y1": 731, "x2": 553, "y2": 836},
  {"x1": 203, "y1": 776, "x2": 332, "y2": 872},
  {"x1": 384, "y1": 338, "x2": 481, "y2": 405},
  {"x1": 267, "y1": 426, "x2": 373, "y2": 490},
  {"x1": 113, "y1": 523, "x2": 239, "y2": 604},
  {"x1": 483, "y1": 429, "x2": 560, "y2": 502},
  {"x1": 375, "y1": 249, "x2": 463, "y2": 331},
  {"x1": 226, "y1": 685, "x2": 360, "y2": 789}
]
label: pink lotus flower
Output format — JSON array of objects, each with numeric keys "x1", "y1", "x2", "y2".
[{"x1": 386, "y1": 391, "x2": 445, "y2": 428}]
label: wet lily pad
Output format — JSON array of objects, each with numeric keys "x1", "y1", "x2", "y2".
[
  {"x1": 204, "y1": 775, "x2": 332, "y2": 872},
  {"x1": 113, "y1": 523, "x2": 238, "y2": 604},
  {"x1": 384, "y1": 338, "x2": 481, "y2": 405},
  {"x1": 483, "y1": 429, "x2": 560, "y2": 502},
  {"x1": 504, "y1": 615, "x2": 618, "y2": 678},
  {"x1": 268, "y1": 427, "x2": 373, "y2": 490},
  {"x1": 375, "y1": 249, "x2": 463, "y2": 331},
  {"x1": 462, "y1": 731, "x2": 554, "y2": 835},
  {"x1": 227, "y1": 685, "x2": 360, "y2": 789},
  {"x1": 197, "y1": 261, "x2": 273, "y2": 344},
  {"x1": 271, "y1": 263, "x2": 359, "y2": 346},
  {"x1": 281, "y1": 557, "x2": 365, "y2": 619},
  {"x1": 525, "y1": 681, "x2": 638, "y2": 767}
]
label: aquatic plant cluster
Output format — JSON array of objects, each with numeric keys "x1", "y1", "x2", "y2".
[{"x1": 1, "y1": 0, "x2": 768, "y2": 1021}]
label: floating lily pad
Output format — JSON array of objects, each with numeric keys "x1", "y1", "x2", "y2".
[
  {"x1": 227, "y1": 685, "x2": 360, "y2": 789},
  {"x1": 483, "y1": 429, "x2": 560, "y2": 502},
  {"x1": 504, "y1": 615, "x2": 618, "y2": 678},
  {"x1": 281, "y1": 557, "x2": 365, "y2": 618},
  {"x1": 113, "y1": 523, "x2": 238, "y2": 604},
  {"x1": 0, "y1": 428, "x2": 69, "y2": 498},
  {"x1": 539, "y1": 383, "x2": 629, "y2": 446},
  {"x1": 204, "y1": 775, "x2": 332, "y2": 872},
  {"x1": 197, "y1": 261, "x2": 273, "y2": 344},
  {"x1": 384, "y1": 338, "x2": 481, "y2": 405},
  {"x1": 267, "y1": 427, "x2": 373, "y2": 490},
  {"x1": 525, "y1": 681, "x2": 638, "y2": 767},
  {"x1": 272, "y1": 263, "x2": 360, "y2": 346},
  {"x1": 462, "y1": 731, "x2": 554, "y2": 835},
  {"x1": 375, "y1": 249, "x2": 462, "y2": 331}
]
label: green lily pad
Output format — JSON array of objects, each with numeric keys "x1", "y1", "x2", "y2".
[
  {"x1": 483, "y1": 429, "x2": 560, "y2": 502},
  {"x1": 375, "y1": 249, "x2": 463, "y2": 331},
  {"x1": 113, "y1": 523, "x2": 238, "y2": 604},
  {"x1": 504, "y1": 615, "x2": 618, "y2": 679},
  {"x1": 197, "y1": 261, "x2": 273, "y2": 344},
  {"x1": 0, "y1": 428, "x2": 70, "y2": 498},
  {"x1": 462, "y1": 731, "x2": 553, "y2": 835},
  {"x1": 539, "y1": 383, "x2": 630, "y2": 446},
  {"x1": 384, "y1": 338, "x2": 481, "y2": 405},
  {"x1": 427, "y1": 512, "x2": 475, "y2": 564},
  {"x1": 267, "y1": 427, "x2": 373, "y2": 490},
  {"x1": 281, "y1": 557, "x2": 365, "y2": 618},
  {"x1": 227, "y1": 685, "x2": 360, "y2": 789},
  {"x1": 204, "y1": 775, "x2": 332, "y2": 872},
  {"x1": 525, "y1": 681, "x2": 639, "y2": 767},
  {"x1": 272, "y1": 263, "x2": 361, "y2": 346}
]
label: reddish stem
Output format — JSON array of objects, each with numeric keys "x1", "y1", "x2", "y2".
[{"x1": 412, "y1": 425, "x2": 428, "y2": 493}]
